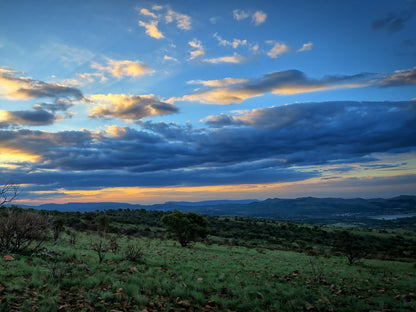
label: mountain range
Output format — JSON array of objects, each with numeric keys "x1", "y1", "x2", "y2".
[{"x1": 20, "y1": 196, "x2": 416, "y2": 224}]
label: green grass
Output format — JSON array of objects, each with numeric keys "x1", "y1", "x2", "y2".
[{"x1": 0, "y1": 230, "x2": 415, "y2": 311}]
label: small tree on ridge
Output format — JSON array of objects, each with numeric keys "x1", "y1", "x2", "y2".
[{"x1": 162, "y1": 210, "x2": 209, "y2": 247}]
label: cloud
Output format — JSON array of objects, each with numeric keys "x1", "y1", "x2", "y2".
[
  {"x1": 0, "y1": 109, "x2": 57, "y2": 127},
  {"x1": 45, "y1": 43, "x2": 95, "y2": 66},
  {"x1": 372, "y1": 2, "x2": 416, "y2": 32},
  {"x1": 203, "y1": 53, "x2": 245, "y2": 64},
  {"x1": 165, "y1": 9, "x2": 191, "y2": 30},
  {"x1": 3, "y1": 101, "x2": 415, "y2": 192},
  {"x1": 189, "y1": 39, "x2": 205, "y2": 59},
  {"x1": 91, "y1": 59, "x2": 154, "y2": 78},
  {"x1": 213, "y1": 33, "x2": 247, "y2": 49},
  {"x1": 34, "y1": 99, "x2": 74, "y2": 113},
  {"x1": 187, "y1": 77, "x2": 250, "y2": 87},
  {"x1": 252, "y1": 11, "x2": 267, "y2": 25},
  {"x1": 88, "y1": 94, "x2": 178, "y2": 121},
  {"x1": 233, "y1": 9, "x2": 250, "y2": 21},
  {"x1": 0, "y1": 67, "x2": 84, "y2": 101},
  {"x1": 137, "y1": 6, "x2": 191, "y2": 38},
  {"x1": 138, "y1": 20, "x2": 164, "y2": 39},
  {"x1": 171, "y1": 66, "x2": 416, "y2": 106},
  {"x1": 233, "y1": 9, "x2": 267, "y2": 25},
  {"x1": 168, "y1": 87, "x2": 263, "y2": 105},
  {"x1": 201, "y1": 100, "x2": 416, "y2": 165},
  {"x1": 164, "y1": 55, "x2": 179, "y2": 62},
  {"x1": 209, "y1": 17, "x2": 220, "y2": 24},
  {"x1": 169, "y1": 69, "x2": 374, "y2": 105},
  {"x1": 297, "y1": 42, "x2": 313, "y2": 52},
  {"x1": 374, "y1": 67, "x2": 416, "y2": 87},
  {"x1": 139, "y1": 8, "x2": 157, "y2": 18},
  {"x1": 75, "y1": 72, "x2": 107, "y2": 84},
  {"x1": 267, "y1": 41, "x2": 290, "y2": 59},
  {"x1": 152, "y1": 5, "x2": 163, "y2": 10}
]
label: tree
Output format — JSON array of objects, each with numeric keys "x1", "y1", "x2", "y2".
[
  {"x1": 0, "y1": 183, "x2": 19, "y2": 208},
  {"x1": 336, "y1": 230, "x2": 367, "y2": 264},
  {"x1": 0, "y1": 210, "x2": 49, "y2": 252},
  {"x1": 52, "y1": 217, "x2": 65, "y2": 242},
  {"x1": 90, "y1": 236, "x2": 108, "y2": 264},
  {"x1": 162, "y1": 210, "x2": 209, "y2": 247},
  {"x1": 0, "y1": 183, "x2": 49, "y2": 252}
]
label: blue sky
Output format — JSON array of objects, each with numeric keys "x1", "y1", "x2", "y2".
[{"x1": 0, "y1": 0, "x2": 415, "y2": 204}]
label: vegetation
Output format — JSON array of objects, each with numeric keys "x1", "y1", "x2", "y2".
[
  {"x1": 162, "y1": 210, "x2": 209, "y2": 247},
  {"x1": 0, "y1": 209, "x2": 48, "y2": 252},
  {"x1": 0, "y1": 203, "x2": 415, "y2": 311},
  {"x1": 0, "y1": 182, "x2": 19, "y2": 208}
]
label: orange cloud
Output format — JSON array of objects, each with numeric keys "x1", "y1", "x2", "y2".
[
  {"x1": 0, "y1": 147, "x2": 40, "y2": 165},
  {"x1": 89, "y1": 93, "x2": 178, "y2": 120}
]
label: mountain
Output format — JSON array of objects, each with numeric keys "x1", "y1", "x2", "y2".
[
  {"x1": 165, "y1": 199, "x2": 259, "y2": 206},
  {"x1": 20, "y1": 202, "x2": 143, "y2": 212},
  {"x1": 20, "y1": 196, "x2": 416, "y2": 223}
]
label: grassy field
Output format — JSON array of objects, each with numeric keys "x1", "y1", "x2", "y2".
[{"x1": 1, "y1": 229, "x2": 415, "y2": 312}]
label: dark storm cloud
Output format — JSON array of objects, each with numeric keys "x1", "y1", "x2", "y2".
[{"x1": 3, "y1": 101, "x2": 416, "y2": 188}]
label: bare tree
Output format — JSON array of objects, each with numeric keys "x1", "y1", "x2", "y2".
[
  {"x1": 0, "y1": 211, "x2": 49, "y2": 252},
  {"x1": 0, "y1": 182, "x2": 49, "y2": 252},
  {"x1": 90, "y1": 236, "x2": 108, "y2": 263},
  {"x1": 0, "y1": 183, "x2": 20, "y2": 207}
]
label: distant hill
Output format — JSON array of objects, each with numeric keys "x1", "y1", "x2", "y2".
[
  {"x1": 165, "y1": 199, "x2": 259, "y2": 206},
  {"x1": 20, "y1": 196, "x2": 416, "y2": 223},
  {"x1": 20, "y1": 202, "x2": 143, "y2": 212}
]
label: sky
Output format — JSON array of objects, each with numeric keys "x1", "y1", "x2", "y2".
[{"x1": 0, "y1": 0, "x2": 415, "y2": 205}]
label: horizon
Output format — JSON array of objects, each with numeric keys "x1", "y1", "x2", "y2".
[
  {"x1": 1, "y1": 0, "x2": 416, "y2": 206},
  {"x1": 16, "y1": 194, "x2": 415, "y2": 207}
]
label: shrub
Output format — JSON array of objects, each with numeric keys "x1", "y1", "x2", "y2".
[
  {"x1": 90, "y1": 236, "x2": 108, "y2": 263},
  {"x1": 336, "y1": 230, "x2": 367, "y2": 264},
  {"x1": 0, "y1": 210, "x2": 49, "y2": 252},
  {"x1": 108, "y1": 234, "x2": 120, "y2": 253},
  {"x1": 123, "y1": 243, "x2": 144, "y2": 263},
  {"x1": 66, "y1": 229, "x2": 77, "y2": 245}
]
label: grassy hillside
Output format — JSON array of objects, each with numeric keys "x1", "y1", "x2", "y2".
[
  {"x1": 0, "y1": 207, "x2": 415, "y2": 311},
  {"x1": 1, "y1": 231, "x2": 416, "y2": 312}
]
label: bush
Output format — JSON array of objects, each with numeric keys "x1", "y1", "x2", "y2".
[
  {"x1": 162, "y1": 210, "x2": 209, "y2": 247},
  {"x1": 90, "y1": 236, "x2": 108, "y2": 263},
  {"x1": 336, "y1": 230, "x2": 367, "y2": 264},
  {"x1": 0, "y1": 210, "x2": 49, "y2": 252},
  {"x1": 123, "y1": 243, "x2": 144, "y2": 263}
]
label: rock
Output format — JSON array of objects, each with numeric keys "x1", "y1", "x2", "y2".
[
  {"x1": 177, "y1": 300, "x2": 191, "y2": 308},
  {"x1": 3, "y1": 255, "x2": 14, "y2": 261},
  {"x1": 207, "y1": 300, "x2": 216, "y2": 306},
  {"x1": 126, "y1": 266, "x2": 138, "y2": 273}
]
